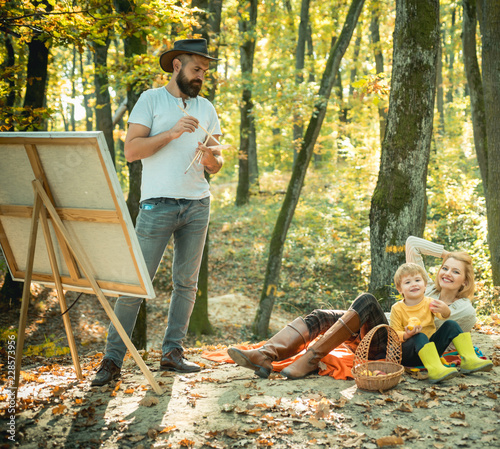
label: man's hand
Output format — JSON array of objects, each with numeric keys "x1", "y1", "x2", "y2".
[
  {"x1": 196, "y1": 142, "x2": 228, "y2": 174},
  {"x1": 170, "y1": 116, "x2": 200, "y2": 140},
  {"x1": 125, "y1": 117, "x2": 200, "y2": 162}
]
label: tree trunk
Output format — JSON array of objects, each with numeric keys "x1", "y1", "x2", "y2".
[
  {"x1": 462, "y1": 0, "x2": 487, "y2": 199},
  {"x1": 93, "y1": 36, "x2": 115, "y2": 164},
  {"x1": 293, "y1": 0, "x2": 311, "y2": 164},
  {"x1": 236, "y1": 0, "x2": 258, "y2": 206},
  {"x1": 188, "y1": 0, "x2": 223, "y2": 336},
  {"x1": 70, "y1": 46, "x2": 77, "y2": 131},
  {"x1": 80, "y1": 50, "x2": 93, "y2": 131},
  {"x1": 369, "y1": 0, "x2": 440, "y2": 310},
  {"x1": 445, "y1": 6, "x2": 456, "y2": 104},
  {"x1": 253, "y1": 0, "x2": 366, "y2": 338},
  {"x1": 348, "y1": 23, "x2": 363, "y2": 98},
  {"x1": 369, "y1": 6, "x2": 387, "y2": 144},
  {"x1": 478, "y1": 0, "x2": 500, "y2": 285},
  {"x1": 436, "y1": 33, "x2": 445, "y2": 134},
  {"x1": 0, "y1": 34, "x2": 16, "y2": 120},
  {"x1": 1, "y1": 26, "x2": 50, "y2": 305},
  {"x1": 22, "y1": 32, "x2": 50, "y2": 130},
  {"x1": 113, "y1": 0, "x2": 149, "y2": 348}
]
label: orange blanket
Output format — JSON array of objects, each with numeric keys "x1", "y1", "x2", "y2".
[{"x1": 201, "y1": 342, "x2": 355, "y2": 380}]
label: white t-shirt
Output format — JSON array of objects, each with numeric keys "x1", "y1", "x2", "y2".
[{"x1": 128, "y1": 87, "x2": 221, "y2": 201}]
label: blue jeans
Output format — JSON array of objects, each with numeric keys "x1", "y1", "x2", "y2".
[
  {"x1": 104, "y1": 197, "x2": 210, "y2": 368},
  {"x1": 402, "y1": 320, "x2": 462, "y2": 366}
]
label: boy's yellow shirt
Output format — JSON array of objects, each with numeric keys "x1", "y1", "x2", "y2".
[{"x1": 390, "y1": 296, "x2": 445, "y2": 342}]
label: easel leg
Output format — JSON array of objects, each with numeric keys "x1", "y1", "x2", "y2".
[
  {"x1": 39, "y1": 207, "x2": 83, "y2": 380},
  {"x1": 14, "y1": 194, "x2": 43, "y2": 404},
  {"x1": 33, "y1": 180, "x2": 163, "y2": 394}
]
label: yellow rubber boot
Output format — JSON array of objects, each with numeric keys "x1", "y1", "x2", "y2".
[
  {"x1": 452, "y1": 332, "x2": 493, "y2": 374},
  {"x1": 418, "y1": 342, "x2": 458, "y2": 383}
]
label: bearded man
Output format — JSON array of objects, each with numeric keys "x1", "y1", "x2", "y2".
[{"x1": 91, "y1": 39, "x2": 224, "y2": 386}]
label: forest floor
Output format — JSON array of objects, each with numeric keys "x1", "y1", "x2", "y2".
[{"x1": 1, "y1": 286, "x2": 500, "y2": 449}]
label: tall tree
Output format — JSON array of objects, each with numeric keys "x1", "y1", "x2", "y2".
[
  {"x1": 22, "y1": 29, "x2": 50, "y2": 130},
  {"x1": 436, "y1": 30, "x2": 445, "y2": 134},
  {"x1": 369, "y1": 0, "x2": 440, "y2": 309},
  {"x1": 462, "y1": 0, "x2": 487, "y2": 196},
  {"x1": 188, "y1": 0, "x2": 223, "y2": 337},
  {"x1": 235, "y1": 0, "x2": 258, "y2": 206},
  {"x1": 293, "y1": 0, "x2": 311, "y2": 163},
  {"x1": 113, "y1": 0, "x2": 149, "y2": 349},
  {"x1": 0, "y1": 34, "x2": 16, "y2": 129},
  {"x1": 80, "y1": 50, "x2": 94, "y2": 131},
  {"x1": 93, "y1": 33, "x2": 115, "y2": 164},
  {"x1": 0, "y1": 4, "x2": 52, "y2": 305},
  {"x1": 253, "y1": 0, "x2": 366, "y2": 338},
  {"x1": 369, "y1": 1, "x2": 387, "y2": 144},
  {"x1": 477, "y1": 0, "x2": 500, "y2": 284},
  {"x1": 0, "y1": 33, "x2": 22, "y2": 306}
]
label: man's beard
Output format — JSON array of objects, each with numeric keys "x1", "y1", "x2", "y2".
[{"x1": 176, "y1": 68, "x2": 202, "y2": 98}]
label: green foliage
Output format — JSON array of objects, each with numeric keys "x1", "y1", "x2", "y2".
[
  {"x1": 0, "y1": 0, "x2": 496, "y2": 321},
  {"x1": 23, "y1": 334, "x2": 71, "y2": 357},
  {"x1": 0, "y1": 328, "x2": 71, "y2": 358}
]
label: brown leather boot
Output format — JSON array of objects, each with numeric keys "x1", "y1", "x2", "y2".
[
  {"x1": 227, "y1": 317, "x2": 310, "y2": 378},
  {"x1": 281, "y1": 310, "x2": 360, "y2": 380}
]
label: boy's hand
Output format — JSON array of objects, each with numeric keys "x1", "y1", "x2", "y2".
[
  {"x1": 429, "y1": 299, "x2": 451, "y2": 318},
  {"x1": 403, "y1": 325, "x2": 422, "y2": 341}
]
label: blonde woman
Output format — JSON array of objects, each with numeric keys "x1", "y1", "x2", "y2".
[{"x1": 405, "y1": 236, "x2": 477, "y2": 333}]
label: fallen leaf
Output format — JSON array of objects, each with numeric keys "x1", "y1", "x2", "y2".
[
  {"x1": 139, "y1": 396, "x2": 159, "y2": 407},
  {"x1": 344, "y1": 434, "x2": 366, "y2": 447},
  {"x1": 395, "y1": 402, "x2": 413, "y2": 412},
  {"x1": 376, "y1": 436, "x2": 404, "y2": 447},
  {"x1": 450, "y1": 411, "x2": 465, "y2": 419},
  {"x1": 51, "y1": 386, "x2": 65, "y2": 396},
  {"x1": 308, "y1": 416, "x2": 326, "y2": 429},
  {"x1": 414, "y1": 400, "x2": 428, "y2": 408},
  {"x1": 52, "y1": 404, "x2": 67, "y2": 415}
]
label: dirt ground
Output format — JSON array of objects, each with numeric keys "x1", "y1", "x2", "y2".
[{"x1": 1, "y1": 291, "x2": 500, "y2": 449}]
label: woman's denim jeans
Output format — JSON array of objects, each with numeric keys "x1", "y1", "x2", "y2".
[{"x1": 104, "y1": 197, "x2": 210, "y2": 368}]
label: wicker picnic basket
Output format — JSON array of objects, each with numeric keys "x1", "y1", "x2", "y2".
[{"x1": 351, "y1": 324, "x2": 404, "y2": 391}]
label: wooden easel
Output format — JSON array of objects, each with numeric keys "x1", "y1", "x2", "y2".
[{"x1": 13, "y1": 180, "x2": 163, "y2": 400}]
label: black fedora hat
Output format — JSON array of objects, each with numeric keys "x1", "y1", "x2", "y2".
[{"x1": 159, "y1": 38, "x2": 219, "y2": 73}]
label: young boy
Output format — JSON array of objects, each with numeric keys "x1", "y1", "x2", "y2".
[{"x1": 390, "y1": 263, "x2": 492, "y2": 383}]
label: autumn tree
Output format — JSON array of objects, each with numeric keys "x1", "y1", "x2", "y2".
[
  {"x1": 476, "y1": 0, "x2": 500, "y2": 285},
  {"x1": 293, "y1": 0, "x2": 311, "y2": 162},
  {"x1": 93, "y1": 30, "x2": 115, "y2": 163},
  {"x1": 0, "y1": 0, "x2": 54, "y2": 306},
  {"x1": 188, "y1": 0, "x2": 223, "y2": 337},
  {"x1": 254, "y1": 0, "x2": 366, "y2": 338},
  {"x1": 235, "y1": 0, "x2": 258, "y2": 206},
  {"x1": 369, "y1": 0, "x2": 387, "y2": 144},
  {"x1": 369, "y1": 0, "x2": 440, "y2": 308}
]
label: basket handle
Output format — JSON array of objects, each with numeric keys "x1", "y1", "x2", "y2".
[{"x1": 353, "y1": 324, "x2": 402, "y2": 367}]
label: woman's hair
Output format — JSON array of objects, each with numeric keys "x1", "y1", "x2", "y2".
[
  {"x1": 394, "y1": 263, "x2": 428, "y2": 289},
  {"x1": 435, "y1": 251, "x2": 475, "y2": 299}
]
